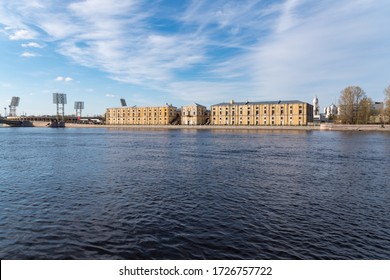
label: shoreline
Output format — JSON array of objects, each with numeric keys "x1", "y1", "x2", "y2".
[
  {"x1": 33, "y1": 122, "x2": 390, "y2": 132},
  {"x1": 3, "y1": 121, "x2": 389, "y2": 131}
]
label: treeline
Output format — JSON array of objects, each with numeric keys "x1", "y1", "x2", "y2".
[{"x1": 337, "y1": 85, "x2": 390, "y2": 124}]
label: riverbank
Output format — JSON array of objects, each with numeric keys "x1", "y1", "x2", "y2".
[
  {"x1": 58, "y1": 122, "x2": 390, "y2": 131},
  {"x1": 319, "y1": 124, "x2": 390, "y2": 131},
  {"x1": 4, "y1": 120, "x2": 389, "y2": 131}
]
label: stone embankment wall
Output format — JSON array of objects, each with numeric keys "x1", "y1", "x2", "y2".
[
  {"x1": 28, "y1": 121, "x2": 390, "y2": 131},
  {"x1": 320, "y1": 124, "x2": 390, "y2": 131}
]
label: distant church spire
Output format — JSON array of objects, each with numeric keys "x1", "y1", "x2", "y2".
[{"x1": 313, "y1": 95, "x2": 320, "y2": 117}]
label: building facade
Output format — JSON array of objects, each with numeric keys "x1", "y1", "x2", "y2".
[
  {"x1": 105, "y1": 105, "x2": 178, "y2": 125},
  {"x1": 210, "y1": 100, "x2": 313, "y2": 126},
  {"x1": 181, "y1": 103, "x2": 208, "y2": 125}
]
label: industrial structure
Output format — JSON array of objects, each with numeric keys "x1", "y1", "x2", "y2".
[
  {"x1": 181, "y1": 103, "x2": 209, "y2": 125},
  {"x1": 210, "y1": 100, "x2": 313, "y2": 126},
  {"x1": 9, "y1": 97, "x2": 20, "y2": 117},
  {"x1": 2, "y1": 94, "x2": 322, "y2": 127},
  {"x1": 106, "y1": 100, "x2": 313, "y2": 126},
  {"x1": 53, "y1": 93, "x2": 67, "y2": 121},
  {"x1": 105, "y1": 104, "x2": 179, "y2": 125},
  {"x1": 74, "y1": 101, "x2": 84, "y2": 119}
]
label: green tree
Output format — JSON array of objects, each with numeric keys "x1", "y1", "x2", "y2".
[{"x1": 338, "y1": 86, "x2": 367, "y2": 124}]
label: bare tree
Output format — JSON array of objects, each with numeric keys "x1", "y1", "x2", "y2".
[
  {"x1": 338, "y1": 86, "x2": 366, "y2": 124},
  {"x1": 385, "y1": 85, "x2": 390, "y2": 123},
  {"x1": 357, "y1": 97, "x2": 373, "y2": 124}
]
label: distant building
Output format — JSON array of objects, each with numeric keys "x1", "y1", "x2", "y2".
[
  {"x1": 105, "y1": 105, "x2": 178, "y2": 125},
  {"x1": 372, "y1": 102, "x2": 384, "y2": 112},
  {"x1": 210, "y1": 100, "x2": 313, "y2": 126},
  {"x1": 181, "y1": 103, "x2": 208, "y2": 125},
  {"x1": 313, "y1": 96, "x2": 320, "y2": 121},
  {"x1": 324, "y1": 104, "x2": 338, "y2": 119}
]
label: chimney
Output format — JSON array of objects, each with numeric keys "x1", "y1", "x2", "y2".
[{"x1": 230, "y1": 100, "x2": 234, "y2": 104}]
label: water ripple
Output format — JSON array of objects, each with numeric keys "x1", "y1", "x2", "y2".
[{"x1": 1, "y1": 128, "x2": 390, "y2": 259}]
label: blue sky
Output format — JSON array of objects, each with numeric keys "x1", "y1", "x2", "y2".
[{"x1": 1, "y1": 0, "x2": 389, "y2": 116}]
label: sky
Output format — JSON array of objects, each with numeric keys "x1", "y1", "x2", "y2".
[{"x1": 0, "y1": 0, "x2": 389, "y2": 116}]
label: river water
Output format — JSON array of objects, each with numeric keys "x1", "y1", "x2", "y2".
[{"x1": 0, "y1": 127, "x2": 389, "y2": 259}]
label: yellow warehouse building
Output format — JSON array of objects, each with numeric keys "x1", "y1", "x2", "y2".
[
  {"x1": 210, "y1": 100, "x2": 313, "y2": 126},
  {"x1": 106, "y1": 105, "x2": 179, "y2": 125}
]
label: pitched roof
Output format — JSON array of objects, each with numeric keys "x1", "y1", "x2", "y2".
[
  {"x1": 211, "y1": 100, "x2": 308, "y2": 106},
  {"x1": 182, "y1": 103, "x2": 206, "y2": 107}
]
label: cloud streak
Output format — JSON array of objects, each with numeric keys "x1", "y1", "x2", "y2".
[
  {"x1": 0, "y1": 0, "x2": 389, "y2": 107},
  {"x1": 21, "y1": 51, "x2": 37, "y2": 57},
  {"x1": 55, "y1": 76, "x2": 73, "y2": 82},
  {"x1": 250, "y1": 0, "x2": 390, "y2": 103},
  {"x1": 21, "y1": 42, "x2": 43, "y2": 48}
]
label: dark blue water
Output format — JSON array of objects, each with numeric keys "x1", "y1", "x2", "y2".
[{"x1": 1, "y1": 127, "x2": 389, "y2": 259}]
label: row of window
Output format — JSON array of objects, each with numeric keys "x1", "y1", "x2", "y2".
[
  {"x1": 214, "y1": 116, "x2": 302, "y2": 120},
  {"x1": 109, "y1": 117, "x2": 171, "y2": 124},
  {"x1": 212, "y1": 110, "x2": 303, "y2": 116},
  {"x1": 109, "y1": 112, "x2": 170, "y2": 117},
  {"x1": 182, "y1": 111, "x2": 206, "y2": 116},
  {"x1": 212, "y1": 119, "x2": 303, "y2": 125}
]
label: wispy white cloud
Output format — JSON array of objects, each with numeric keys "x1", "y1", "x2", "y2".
[
  {"x1": 167, "y1": 80, "x2": 258, "y2": 105},
  {"x1": 105, "y1": 94, "x2": 116, "y2": 98},
  {"x1": 1, "y1": 0, "x2": 389, "y2": 109},
  {"x1": 0, "y1": 82, "x2": 12, "y2": 88},
  {"x1": 55, "y1": 76, "x2": 73, "y2": 82},
  {"x1": 250, "y1": 0, "x2": 390, "y2": 104},
  {"x1": 21, "y1": 42, "x2": 43, "y2": 48},
  {"x1": 21, "y1": 51, "x2": 37, "y2": 57},
  {"x1": 9, "y1": 29, "x2": 36, "y2": 40},
  {"x1": 276, "y1": 0, "x2": 302, "y2": 33}
]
